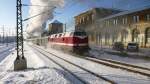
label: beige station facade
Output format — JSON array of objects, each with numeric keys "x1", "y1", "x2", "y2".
[{"x1": 75, "y1": 6, "x2": 150, "y2": 48}]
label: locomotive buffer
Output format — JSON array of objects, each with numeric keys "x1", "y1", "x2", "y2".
[{"x1": 14, "y1": 0, "x2": 27, "y2": 71}]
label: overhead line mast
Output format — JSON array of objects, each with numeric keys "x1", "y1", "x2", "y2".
[
  {"x1": 14, "y1": 0, "x2": 27, "y2": 71},
  {"x1": 14, "y1": 1, "x2": 56, "y2": 71}
]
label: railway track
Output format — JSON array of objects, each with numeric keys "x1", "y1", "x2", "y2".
[
  {"x1": 0, "y1": 46, "x2": 14, "y2": 54},
  {"x1": 31, "y1": 45, "x2": 116, "y2": 84},
  {"x1": 85, "y1": 57, "x2": 150, "y2": 77},
  {"x1": 66, "y1": 49, "x2": 150, "y2": 77},
  {"x1": 0, "y1": 44, "x2": 15, "y2": 53}
]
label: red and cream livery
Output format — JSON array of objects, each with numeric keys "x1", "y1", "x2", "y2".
[{"x1": 48, "y1": 31, "x2": 89, "y2": 52}]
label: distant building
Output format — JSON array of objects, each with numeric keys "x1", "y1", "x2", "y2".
[
  {"x1": 84, "y1": 6, "x2": 150, "y2": 47},
  {"x1": 48, "y1": 20, "x2": 63, "y2": 35},
  {"x1": 74, "y1": 8, "x2": 121, "y2": 31}
]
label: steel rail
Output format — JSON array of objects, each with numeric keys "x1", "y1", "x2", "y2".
[
  {"x1": 31, "y1": 45, "x2": 116, "y2": 84},
  {"x1": 85, "y1": 57, "x2": 150, "y2": 77},
  {"x1": 31, "y1": 46, "x2": 88, "y2": 84}
]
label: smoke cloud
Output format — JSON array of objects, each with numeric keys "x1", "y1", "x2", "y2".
[{"x1": 26, "y1": 0, "x2": 64, "y2": 36}]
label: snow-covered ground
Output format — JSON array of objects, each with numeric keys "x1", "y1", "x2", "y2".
[
  {"x1": 90, "y1": 46, "x2": 150, "y2": 69},
  {"x1": 0, "y1": 44, "x2": 15, "y2": 62},
  {"x1": 35, "y1": 44, "x2": 150, "y2": 84},
  {"x1": 0, "y1": 42, "x2": 149, "y2": 84},
  {"x1": 0, "y1": 43, "x2": 8, "y2": 49},
  {"x1": 32, "y1": 45, "x2": 110, "y2": 84},
  {"x1": 0, "y1": 43, "x2": 82, "y2": 84}
]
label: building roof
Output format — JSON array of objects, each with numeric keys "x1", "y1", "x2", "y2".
[
  {"x1": 74, "y1": 7, "x2": 122, "y2": 18},
  {"x1": 51, "y1": 20, "x2": 62, "y2": 24},
  {"x1": 98, "y1": 5, "x2": 150, "y2": 22}
]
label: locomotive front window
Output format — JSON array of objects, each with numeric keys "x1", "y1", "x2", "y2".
[
  {"x1": 74, "y1": 32, "x2": 87, "y2": 36},
  {"x1": 70, "y1": 32, "x2": 74, "y2": 36},
  {"x1": 63, "y1": 33, "x2": 66, "y2": 36},
  {"x1": 59, "y1": 34, "x2": 62, "y2": 37},
  {"x1": 55, "y1": 35, "x2": 57, "y2": 37}
]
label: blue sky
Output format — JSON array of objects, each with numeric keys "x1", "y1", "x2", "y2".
[
  {"x1": 0, "y1": 0, "x2": 150, "y2": 32},
  {"x1": 0, "y1": 0, "x2": 30, "y2": 34},
  {"x1": 54, "y1": 0, "x2": 150, "y2": 23}
]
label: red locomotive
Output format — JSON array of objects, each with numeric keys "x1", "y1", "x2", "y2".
[{"x1": 48, "y1": 31, "x2": 89, "y2": 53}]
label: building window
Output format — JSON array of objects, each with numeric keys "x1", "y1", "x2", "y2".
[
  {"x1": 77, "y1": 21, "x2": 79, "y2": 25},
  {"x1": 106, "y1": 21, "x2": 110, "y2": 26},
  {"x1": 123, "y1": 18, "x2": 125, "y2": 24},
  {"x1": 92, "y1": 14, "x2": 94, "y2": 20},
  {"x1": 87, "y1": 16, "x2": 89, "y2": 21},
  {"x1": 105, "y1": 21, "x2": 107, "y2": 26},
  {"x1": 137, "y1": 16, "x2": 139, "y2": 22},
  {"x1": 76, "y1": 21, "x2": 79, "y2": 25},
  {"x1": 147, "y1": 14, "x2": 150, "y2": 21},
  {"x1": 113, "y1": 20, "x2": 115, "y2": 25},
  {"x1": 105, "y1": 21, "x2": 106, "y2": 26},
  {"x1": 123, "y1": 18, "x2": 128, "y2": 24},
  {"x1": 108, "y1": 21, "x2": 110, "y2": 26},
  {"x1": 133, "y1": 16, "x2": 139, "y2": 23},
  {"x1": 80, "y1": 19, "x2": 82, "y2": 24},
  {"x1": 113, "y1": 19, "x2": 118, "y2": 25},
  {"x1": 145, "y1": 28, "x2": 150, "y2": 44},
  {"x1": 82, "y1": 17, "x2": 85, "y2": 24},
  {"x1": 132, "y1": 29, "x2": 139, "y2": 42}
]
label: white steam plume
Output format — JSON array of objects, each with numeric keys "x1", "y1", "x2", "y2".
[{"x1": 26, "y1": 0, "x2": 64, "y2": 36}]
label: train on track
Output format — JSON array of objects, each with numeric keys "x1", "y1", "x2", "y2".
[{"x1": 28, "y1": 31, "x2": 89, "y2": 54}]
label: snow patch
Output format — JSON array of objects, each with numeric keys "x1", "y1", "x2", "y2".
[{"x1": 1, "y1": 68, "x2": 71, "y2": 84}]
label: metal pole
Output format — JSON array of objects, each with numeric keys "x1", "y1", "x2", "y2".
[
  {"x1": 6, "y1": 33, "x2": 8, "y2": 46},
  {"x1": 2, "y1": 26, "x2": 4, "y2": 44},
  {"x1": 65, "y1": 23, "x2": 66, "y2": 32},
  {"x1": 16, "y1": 0, "x2": 24, "y2": 59},
  {"x1": 14, "y1": 0, "x2": 27, "y2": 71}
]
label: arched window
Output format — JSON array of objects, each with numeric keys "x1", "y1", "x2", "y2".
[
  {"x1": 132, "y1": 29, "x2": 139, "y2": 42},
  {"x1": 121, "y1": 29, "x2": 128, "y2": 43},
  {"x1": 145, "y1": 27, "x2": 150, "y2": 45}
]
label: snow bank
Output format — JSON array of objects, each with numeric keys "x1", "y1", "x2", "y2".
[
  {"x1": 89, "y1": 46, "x2": 150, "y2": 69},
  {"x1": 1, "y1": 69, "x2": 71, "y2": 84}
]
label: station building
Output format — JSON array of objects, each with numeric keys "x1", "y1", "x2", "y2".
[
  {"x1": 75, "y1": 8, "x2": 121, "y2": 31},
  {"x1": 75, "y1": 6, "x2": 150, "y2": 48}
]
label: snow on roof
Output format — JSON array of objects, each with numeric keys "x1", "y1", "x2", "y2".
[
  {"x1": 97, "y1": 5, "x2": 150, "y2": 22},
  {"x1": 52, "y1": 20, "x2": 62, "y2": 24},
  {"x1": 74, "y1": 7, "x2": 122, "y2": 18}
]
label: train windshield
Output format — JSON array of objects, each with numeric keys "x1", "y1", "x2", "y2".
[{"x1": 74, "y1": 32, "x2": 87, "y2": 36}]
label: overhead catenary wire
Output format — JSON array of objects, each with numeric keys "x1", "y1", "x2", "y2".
[
  {"x1": 22, "y1": 1, "x2": 79, "y2": 21},
  {"x1": 22, "y1": 4, "x2": 62, "y2": 21},
  {"x1": 23, "y1": 6, "x2": 56, "y2": 22},
  {"x1": 22, "y1": 4, "x2": 55, "y2": 8}
]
